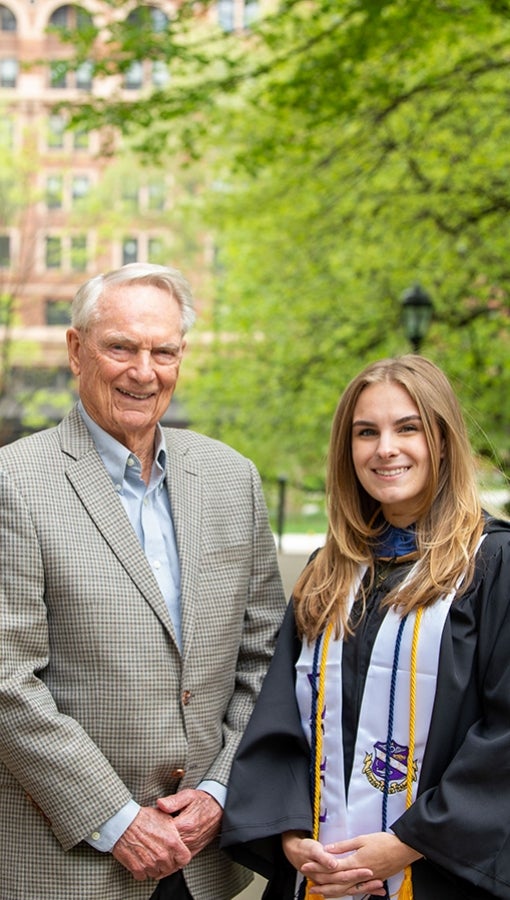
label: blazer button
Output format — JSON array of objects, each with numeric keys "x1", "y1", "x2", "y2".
[
  {"x1": 171, "y1": 768, "x2": 185, "y2": 779},
  {"x1": 181, "y1": 690, "x2": 192, "y2": 706}
]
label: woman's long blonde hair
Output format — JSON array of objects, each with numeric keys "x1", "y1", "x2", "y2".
[{"x1": 294, "y1": 356, "x2": 484, "y2": 641}]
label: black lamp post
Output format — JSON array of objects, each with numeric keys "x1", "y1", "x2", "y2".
[{"x1": 400, "y1": 284, "x2": 434, "y2": 353}]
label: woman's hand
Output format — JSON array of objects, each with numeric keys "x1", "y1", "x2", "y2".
[
  {"x1": 282, "y1": 831, "x2": 385, "y2": 897},
  {"x1": 299, "y1": 832, "x2": 422, "y2": 896}
]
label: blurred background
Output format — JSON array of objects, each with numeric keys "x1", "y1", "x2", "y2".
[{"x1": 0, "y1": 0, "x2": 508, "y2": 530}]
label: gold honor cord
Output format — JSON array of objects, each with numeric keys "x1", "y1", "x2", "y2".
[
  {"x1": 305, "y1": 620, "x2": 333, "y2": 900},
  {"x1": 395, "y1": 606, "x2": 423, "y2": 900}
]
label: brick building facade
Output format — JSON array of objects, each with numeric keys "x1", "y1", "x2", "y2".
[{"x1": 0, "y1": 0, "x2": 256, "y2": 436}]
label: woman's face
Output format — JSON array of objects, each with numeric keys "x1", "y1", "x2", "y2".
[{"x1": 351, "y1": 381, "x2": 442, "y2": 527}]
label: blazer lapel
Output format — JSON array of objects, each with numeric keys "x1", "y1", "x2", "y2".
[
  {"x1": 163, "y1": 430, "x2": 202, "y2": 663},
  {"x1": 58, "y1": 408, "x2": 177, "y2": 640}
]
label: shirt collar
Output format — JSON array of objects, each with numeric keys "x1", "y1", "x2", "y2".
[{"x1": 78, "y1": 400, "x2": 167, "y2": 486}]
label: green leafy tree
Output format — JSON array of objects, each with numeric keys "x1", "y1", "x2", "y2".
[{"x1": 64, "y1": 0, "x2": 510, "y2": 490}]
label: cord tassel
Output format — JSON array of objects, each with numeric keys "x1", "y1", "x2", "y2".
[{"x1": 397, "y1": 865, "x2": 413, "y2": 900}]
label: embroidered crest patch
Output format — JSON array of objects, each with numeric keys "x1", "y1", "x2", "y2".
[{"x1": 362, "y1": 739, "x2": 417, "y2": 793}]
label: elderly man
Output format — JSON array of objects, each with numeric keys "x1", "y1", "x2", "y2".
[{"x1": 0, "y1": 263, "x2": 286, "y2": 900}]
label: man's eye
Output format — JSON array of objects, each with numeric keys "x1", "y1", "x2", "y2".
[
  {"x1": 108, "y1": 345, "x2": 130, "y2": 357},
  {"x1": 154, "y1": 349, "x2": 179, "y2": 362}
]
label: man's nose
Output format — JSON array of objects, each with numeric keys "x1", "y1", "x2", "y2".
[{"x1": 129, "y1": 351, "x2": 156, "y2": 381}]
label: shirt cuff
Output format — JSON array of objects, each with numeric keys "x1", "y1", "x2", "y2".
[
  {"x1": 85, "y1": 799, "x2": 141, "y2": 852},
  {"x1": 198, "y1": 780, "x2": 227, "y2": 809}
]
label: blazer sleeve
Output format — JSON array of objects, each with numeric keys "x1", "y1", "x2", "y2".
[
  {"x1": 221, "y1": 601, "x2": 313, "y2": 880},
  {"x1": 0, "y1": 469, "x2": 133, "y2": 851},
  {"x1": 199, "y1": 459, "x2": 287, "y2": 788}
]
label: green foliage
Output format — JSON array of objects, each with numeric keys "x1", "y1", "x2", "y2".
[
  {"x1": 65, "y1": 0, "x2": 510, "y2": 485},
  {"x1": 20, "y1": 387, "x2": 75, "y2": 431}
]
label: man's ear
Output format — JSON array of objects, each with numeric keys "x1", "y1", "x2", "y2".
[{"x1": 66, "y1": 328, "x2": 82, "y2": 377}]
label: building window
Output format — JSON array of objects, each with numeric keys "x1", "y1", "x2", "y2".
[
  {"x1": 49, "y1": 5, "x2": 93, "y2": 30},
  {"x1": 70, "y1": 235, "x2": 87, "y2": 271},
  {"x1": 73, "y1": 128, "x2": 89, "y2": 150},
  {"x1": 147, "y1": 180, "x2": 166, "y2": 211},
  {"x1": 0, "y1": 57, "x2": 18, "y2": 88},
  {"x1": 49, "y1": 5, "x2": 69, "y2": 28},
  {"x1": 45, "y1": 299, "x2": 72, "y2": 325},
  {"x1": 46, "y1": 174, "x2": 64, "y2": 209},
  {"x1": 126, "y1": 6, "x2": 169, "y2": 32},
  {"x1": 71, "y1": 174, "x2": 90, "y2": 204},
  {"x1": 45, "y1": 236, "x2": 62, "y2": 269},
  {"x1": 148, "y1": 6, "x2": 169, "y2": 32},
  {"x1": 50, "y1": 60, "x2": 68, "y2": 88},
  {"x1": 122, "y1": 237, "x2": 138, "y2": 265},
  {"x1": 122, "y1": 182, "x2": 139, "y2": 211},
  {"x1": 76, "y1": 59, "x2": 93, "y2": 90},
  {"x1": 121, "y1": 7, "x2": 170, "y2": 90},
  {"x1": 152, "y1": 60, "x2": 169, "y2": 88},
  {"x1": 124, "y1": 60, "x2": 143, "y2": 90},
  {"x1": 243, "y1": 0, "x2": 258, "y2": 27},
  {"x1": 217, "y1": 0, "x2": 234, "y2": 31},
  {"x1": 0, "y1": 5, "x2": 16, "y2": 31},
  {"x1": 47, "y1": 114, "x2": 65, "y2": 149},
  {"x1": 0, "y1": 235, "x2": 10, "y2": 267},
  {"x1": 148, "y1": 237, "x2": 163, "y2": 263}
]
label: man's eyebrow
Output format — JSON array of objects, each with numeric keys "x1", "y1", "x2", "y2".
[{"x1": 103, "y1": 334, "x2": 181, "y2": 350}]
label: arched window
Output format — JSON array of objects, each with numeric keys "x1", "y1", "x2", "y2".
[
  {"x1": 47, "y1": 6, "x2": 94, "y2": 90},
  {"x1": 0, "y1": 5, "x2": 16, "y2": 31},
  {"x1": 49, "y1": 4, "x2": 93, "y2": 31},
  {"x1": 126, "y1": 5, "x2": 169, "y2": 33},
  {"x1": 121, "y1": 6, "x2": 170, "y2": 89}
]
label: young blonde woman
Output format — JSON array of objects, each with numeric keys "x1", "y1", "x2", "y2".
[{"x1": 221, "y1": 356, "x2": 510, "y2": 900}]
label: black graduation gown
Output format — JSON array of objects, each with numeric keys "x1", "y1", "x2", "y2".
[{"x1": 221, "y1": 518, "x2": 510, "y2": 899}]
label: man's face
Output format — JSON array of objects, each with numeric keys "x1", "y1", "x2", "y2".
[{"x1": 67, "y1": 282, "x2": 186, "y2": 449}]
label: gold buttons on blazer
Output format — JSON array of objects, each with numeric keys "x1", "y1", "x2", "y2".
[
  {"x1": 181, "y1": 690, "x2": 192, "y2": 706},
  {"x1": 171, "y1": 768, "x2": 185, "y2": 779}
]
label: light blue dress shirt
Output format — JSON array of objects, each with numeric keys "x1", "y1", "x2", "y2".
[
  {"x1": 79, "y1": 401, "x2": 182, "y2": 649},
  {"x1": 78, "y1": 404, "x2": 225, "y2": 852}
]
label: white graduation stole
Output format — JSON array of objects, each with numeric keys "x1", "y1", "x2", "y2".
[{"x1": 295, "y1": 567, "x2": 455, "y2": 900}]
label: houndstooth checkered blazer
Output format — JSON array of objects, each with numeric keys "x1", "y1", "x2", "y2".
[{"x1": 0, "y1": 405, "x2": 286, "y2": 900}]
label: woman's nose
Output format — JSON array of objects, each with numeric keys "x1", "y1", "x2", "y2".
[{"x1": 376, "y1": 432, "x2": 398, "y2": 457}]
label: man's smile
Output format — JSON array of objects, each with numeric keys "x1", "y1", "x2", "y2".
[{"x1": 117, "y1": 387, "x2": 156, "y2": 400}]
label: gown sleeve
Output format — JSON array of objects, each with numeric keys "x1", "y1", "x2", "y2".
[{"x1": 392, "y1": 529, "x2": 510, "y2": 899}]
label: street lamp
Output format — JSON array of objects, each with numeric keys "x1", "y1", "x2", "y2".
[{"x1": 400, "y1": 283, "x2": 434, "y2": 353}]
